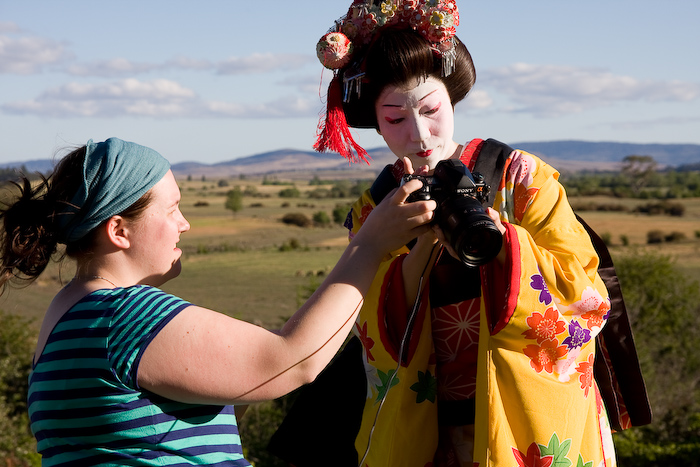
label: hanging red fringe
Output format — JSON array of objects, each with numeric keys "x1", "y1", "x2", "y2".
[{"x1": 314, "y1": 75, "x2": 370, "y2": 164}]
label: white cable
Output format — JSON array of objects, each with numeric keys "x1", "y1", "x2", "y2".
[{"x1": 357, "y1": 245, "x2": 439, "y2": 467}]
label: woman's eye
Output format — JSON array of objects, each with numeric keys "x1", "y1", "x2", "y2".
[
  {"x1": 384, "y1": 117, "x2": 403, "y2": 125},
  {"x1": 424, "y1": 103, "x2": 441, "y2": 115}
]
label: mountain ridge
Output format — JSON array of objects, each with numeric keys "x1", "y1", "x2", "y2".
[{"x1": 3, "y1": 140, "x2": 700, "y2": 177}]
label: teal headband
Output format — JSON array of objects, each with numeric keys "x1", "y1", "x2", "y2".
[{"x1": 56, "y1": 137, "x2": 171, "y2": 244}]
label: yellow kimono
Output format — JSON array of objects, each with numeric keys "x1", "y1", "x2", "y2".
[{"x1": 347, "y1": 139, "x2": 616, "y2": 467}]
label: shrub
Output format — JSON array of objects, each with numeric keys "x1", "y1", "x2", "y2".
[
  {"x1": 281, "y1": 213, "x2": 311, "y2": 228},
  {"x1": 612, "y1": 252, "x2": 700, "y2": 465},
  {"x1": 570, "y1": 202, "x2": 628, "y2": 213},
  {"x1": 307, "y1": 188, "x2": 330, "y2": 199},
  {"x1": 243, "y1": 186, "x2": 259, "y2": 197},
  {"x1": 667, "y1": 202, "x2": 685, "y2": 217},
  {"x1": 238, "y1": 397, "x2": 296, "y2": 467},
  {"x1": 278, "y1": 238, "x2": 303, "y2": 252},
  {"x1": 333, "y1": 204, "x2": 351, "y2": 225},
  {"x1": 0, "y1": 311, "x2": 40, "y2": 466},
  {"x1": 647, "y1": 230, "x2": 664, "y2": 244},
  {"x1": 278, "y1": 187, "x2": 300, "y2": 198},
  {"x1": 664, "y1": 231, "x2": 686, "y2": 243},
  {"x1": 312, "y1": 211, "x2": 331, "y2": 227},
  {"x1": 634, "y1": 201, "x2": 685, "y2": 217}
]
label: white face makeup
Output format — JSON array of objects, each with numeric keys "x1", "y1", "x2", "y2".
[{"x1": 375, "y1": 77, "x2": 460, "y2": 172}]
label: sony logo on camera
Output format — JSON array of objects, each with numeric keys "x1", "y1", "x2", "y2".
[{"x1": 401, "y1": 159, "x2": 502, "y2": 267}]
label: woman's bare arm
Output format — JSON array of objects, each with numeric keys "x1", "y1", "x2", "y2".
[{"x1": 138, "y1": 179, "x2": 435, "y2": 405}]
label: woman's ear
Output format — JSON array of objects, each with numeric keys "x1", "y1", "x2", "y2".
[{"x1": 104, "y1": 215, "x2": 130, "y2": 249}]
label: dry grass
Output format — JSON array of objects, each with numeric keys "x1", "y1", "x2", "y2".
[{"x1": 3, "y1": 177, "x2": 699, "y2": 330}]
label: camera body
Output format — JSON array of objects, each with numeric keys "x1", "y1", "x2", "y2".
[{"x1": 402, "y1": 159, "x2": 503, "y2": 267}]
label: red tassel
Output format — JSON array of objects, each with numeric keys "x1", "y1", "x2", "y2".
[{"x1": 314, "y1": 75, "x2": 370, "y2": 164}]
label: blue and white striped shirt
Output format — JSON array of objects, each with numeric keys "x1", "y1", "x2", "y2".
[{"x1": 28, "y1": 285, "x2": 250, "y2": 466}]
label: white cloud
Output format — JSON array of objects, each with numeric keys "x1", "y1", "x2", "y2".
[
  {"x1": 0, "y1": 22, "x2": 21, "y2": 33},
  {"x1": 215, "y1": 53, "x2": 314, "y2": 75},
  {"x1": 456, "y1": 89, "x2": 493, "y2": 112},
  {"x1": 1, "y1": 78, "x2": 317, "y2": 119},
  {"x1": 0, "y1": 29, "x2": 72, "y2": 74},
  {"x1": 0, "y1": 24, "x2": 311, "y2": 78},
  {"x1": 480, "y1": 63, "x2": 700, "y2": 117},
  {"x1": 165, "y1": 56, "x2": 213, "y2": 71},
  {"x1": 202, "y1": 95, "x2": 316, "y2": 118},
  {"x1": 65, "y1": 56, "x2": 217, "y2": 77},
  {"x1": 2, "y1": 79, "x2": 196, "y2": 117},
  {"x1": 610, "y1": 116, "x2": 700, "y2": 131},
  {"x1": 65, "y1": 58, "x2": 162, "y2": 77}
]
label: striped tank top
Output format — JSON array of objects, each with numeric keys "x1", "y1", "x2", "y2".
[{"x1": 28, "y1": 285, "x2": 250, "y2": 466}]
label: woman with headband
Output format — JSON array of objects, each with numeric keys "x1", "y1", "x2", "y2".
[
  {"x1": 0, "y1": 137, "x2": 436, "y2": 466},
  {"x1": 274, "y1": 1, "x2": 619, "y2": 466}
]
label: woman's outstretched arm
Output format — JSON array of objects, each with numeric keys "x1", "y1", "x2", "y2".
[{"x1": 138, "y1": 179, "x2": 435, "y2": 405}]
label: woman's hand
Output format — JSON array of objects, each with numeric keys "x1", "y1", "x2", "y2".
[{"x1": 357, "y1": 178, "x2": 436, "y2": 255}]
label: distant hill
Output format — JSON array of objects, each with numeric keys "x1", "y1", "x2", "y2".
[
  {"x1": 0, "y1": 159, "x2": 58, "y2": 174},
  {"x1": 170, "y1": 140, "x2": 700, "y2": 177},
  {"x1": 3, "y1": 141, "x2": 700, "y2": 177},
  {"x1": 512, "y1": 140, "x2": 700, "y2": 167}
]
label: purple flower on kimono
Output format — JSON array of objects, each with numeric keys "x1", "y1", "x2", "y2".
[
  {"x1": 343, "y1": 210, "x2": 354, "y2": 230},
  {"x1": 562, "y1": 321, "x2": 591, "y2": 350},
  {"x1": 530, "y1": 273, "x2": 552, "y2": 305}
]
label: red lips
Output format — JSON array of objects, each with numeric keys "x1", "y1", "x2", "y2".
[{"x1": 416, "y1": 150, "x2": 432, "y2": 158}]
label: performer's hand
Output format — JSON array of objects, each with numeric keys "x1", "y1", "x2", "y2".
[{"x1": 402, "y1": 157, "x2": 430, "y2": 177}]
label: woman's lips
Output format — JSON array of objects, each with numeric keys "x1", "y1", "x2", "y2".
[{"x1": 416, "y1": 150, "x2": 432, "y2": 158}]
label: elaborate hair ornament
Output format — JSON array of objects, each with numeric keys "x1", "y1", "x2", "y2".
[
  {"x1": 314, "y1": 0, "x2": 460, "y2": 164},
  {"x1": 317, "y1": 0, "x2": 459, "y2": 73}
]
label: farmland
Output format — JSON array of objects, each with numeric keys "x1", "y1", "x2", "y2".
[{"x1": 2, "y1": 175, "x2": 700, "y2": 329}]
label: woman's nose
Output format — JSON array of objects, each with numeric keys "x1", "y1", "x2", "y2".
[
  {"x1": 409, "y1": 117, "x2": 430, "y2": 143},
  {"x1": 179, "y1": 213, "x2": 191, "y2": 232}
]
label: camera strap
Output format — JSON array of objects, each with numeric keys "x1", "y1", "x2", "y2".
[{"x1": 469, "y1": 138, "x2": 510, "y2": 209}]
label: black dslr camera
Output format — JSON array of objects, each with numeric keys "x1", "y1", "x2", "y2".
[{"x1": 402, "y1": 159, "x2": 503, "y2": 267}]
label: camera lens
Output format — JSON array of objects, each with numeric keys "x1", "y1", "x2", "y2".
[{"x1": 436, "y1": 197, "x2": 503, "y2": 267}]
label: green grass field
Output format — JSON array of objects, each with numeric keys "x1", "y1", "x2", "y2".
[{"x1": 2, "y1": 177, "x2": 700, "y2": 329}]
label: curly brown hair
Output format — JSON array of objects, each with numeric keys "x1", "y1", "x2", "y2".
[{"x1": 0, "y1": 147, "x2": 152, "y2": 294}]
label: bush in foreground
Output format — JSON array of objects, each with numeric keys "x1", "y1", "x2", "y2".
[{"x1": 0, "y1": 311, "x2": 40, "y2": 466}]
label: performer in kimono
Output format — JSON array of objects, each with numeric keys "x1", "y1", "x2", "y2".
[{"x1": 305, "y1": 1, "x2": 618, "y2": 466}]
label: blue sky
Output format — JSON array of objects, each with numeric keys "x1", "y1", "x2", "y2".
[{"x1": 1, "y1": 0, "x2": 699, "y2": 165}]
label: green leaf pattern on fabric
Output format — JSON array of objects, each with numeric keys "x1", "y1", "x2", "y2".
[
  {"x1": 374, "y1": 369, "x2": 399, "y2": 403},
  {"x1": 539, "y1": 433, "x2": 572, "y2": 467},
  {"x1": 409, "y1": 370, "x2": 437, "y2": 403}
]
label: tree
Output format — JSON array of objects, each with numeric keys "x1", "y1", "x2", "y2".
[
  {"x1": 225, "y1": 187, "x2": 243, "y2": 214},
  {"x1": 621, "y1": 155, "x2": 657, "y2": 196}
]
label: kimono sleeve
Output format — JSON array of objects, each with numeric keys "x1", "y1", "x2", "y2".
[{"x1": 496, "y1": 150, "x2": 607, "y2": 309}]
